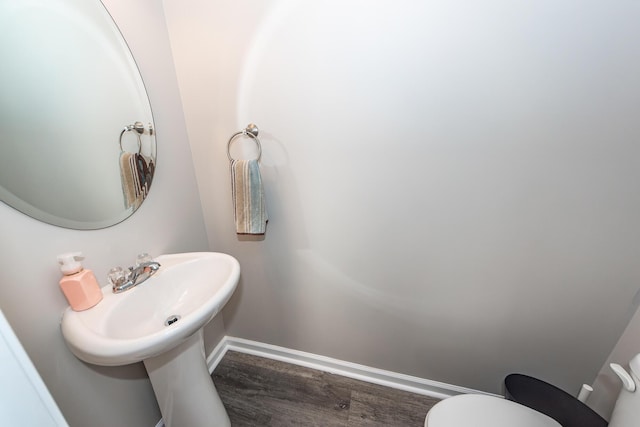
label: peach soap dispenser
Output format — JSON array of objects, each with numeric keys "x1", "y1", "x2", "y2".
[{"x1": 57, "y1": 252, "x2": 103, "y2": 311}]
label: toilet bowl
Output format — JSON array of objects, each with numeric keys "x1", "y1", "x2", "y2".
[{"x1": 425, "y1": 394, "x2": 561, "y2": 427}]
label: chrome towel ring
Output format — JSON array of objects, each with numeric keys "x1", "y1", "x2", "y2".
[
  {"x1": 120, "y1": 121, "x2": 154, "y2": 154},
  {"x1": 227, "y1": 123, "x2": 262, "y2": 162}
]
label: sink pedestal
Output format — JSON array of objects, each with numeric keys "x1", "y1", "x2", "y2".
[{"x1": 143, "y1": 329, "x2": 230, "y2": 427}]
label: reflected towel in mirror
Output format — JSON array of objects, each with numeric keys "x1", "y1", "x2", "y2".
[{"x1": 120, "y1": 152, "x2": 154, "y2": 209}]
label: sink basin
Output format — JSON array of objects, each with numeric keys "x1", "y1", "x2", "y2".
[
  {"x1": 61, "y1": 252, "x2": 239, "y2": 366},
  {"x1": 61, "y1": 252, "x2": 240, "y2": 427}
]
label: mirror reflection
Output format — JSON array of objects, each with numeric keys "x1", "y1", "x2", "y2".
[{"x1": 0, "y1": 0, "x2": 156, "y2": 229}]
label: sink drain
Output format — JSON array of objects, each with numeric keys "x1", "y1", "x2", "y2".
[{"x1": 164, "y1": 315, "x2": 181, "y2": 326}]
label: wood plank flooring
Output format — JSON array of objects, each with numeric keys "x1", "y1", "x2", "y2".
[{"x1": 212, "y1": 351, "x2": 440, "y2": 426}]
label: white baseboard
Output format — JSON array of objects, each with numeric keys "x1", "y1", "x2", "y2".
[{"x1": 207, "y1": 336, "x2": 498, "y2": 400}]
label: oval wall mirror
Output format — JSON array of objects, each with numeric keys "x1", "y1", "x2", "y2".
[{"x1": 0, "y1": 0, "x2": 156, "y2": 229}]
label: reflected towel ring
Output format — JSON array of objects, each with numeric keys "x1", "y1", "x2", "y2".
[
  {"x1": 119, "y1": 121, "x2": 144, "y2": 153},
  {"x1": 227, "y1": 123, "x2": 262, "y2": 162}
]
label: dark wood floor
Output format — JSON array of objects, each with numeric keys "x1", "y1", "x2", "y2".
[{"x1": 212, "y1": 351, "x2": 440, "y2": 426}]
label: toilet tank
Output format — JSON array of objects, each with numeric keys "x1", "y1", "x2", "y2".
[{"x1": 609, "y1": 353, "x2": 640, "y2": 427}]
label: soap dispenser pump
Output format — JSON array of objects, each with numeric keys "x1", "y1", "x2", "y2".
[{"x1": 57, "y1": 252, "x2": 103, "y2": 311}]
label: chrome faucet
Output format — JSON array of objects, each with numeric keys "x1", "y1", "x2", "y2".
[{"x1": 109, "y1": 254, "x2": 161, "y2": 293}]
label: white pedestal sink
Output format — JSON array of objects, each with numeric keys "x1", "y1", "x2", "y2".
[{"x1": 61, "y1": 252, "x2": 240, "y2": 427}]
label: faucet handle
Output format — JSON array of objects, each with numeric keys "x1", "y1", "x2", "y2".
[
  {"x1": 136, "y1": 253, "x2": 152, "y2": 266},
  {"x1": 108, "y1": 267, "x2": 126, "y2": 288}
]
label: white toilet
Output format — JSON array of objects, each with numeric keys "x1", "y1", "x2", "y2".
[
  {"x1": 425, "y1": 394, "x2": 561, "y2": 427},
  {"x1": 609, "y1": 352, "x2": 640, "y2": 427},
  {"x1": 427, "y1": 354, "x2": 640, "y2": 427}
]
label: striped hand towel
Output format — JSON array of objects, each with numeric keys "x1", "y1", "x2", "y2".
[
  {"x1": 231, "y1": 159, "x2": 268, "y2": 234},
  {"x1": 120, "y1": 152, "x2": 142, "y2": 209}
]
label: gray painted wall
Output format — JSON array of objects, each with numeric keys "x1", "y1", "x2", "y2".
[
  {"x1": 0, "y1": 0, "x2": 213, "y2": 425},
  {"x1": 165, "y1": 0, "x2": 640, "y2": 404}
]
